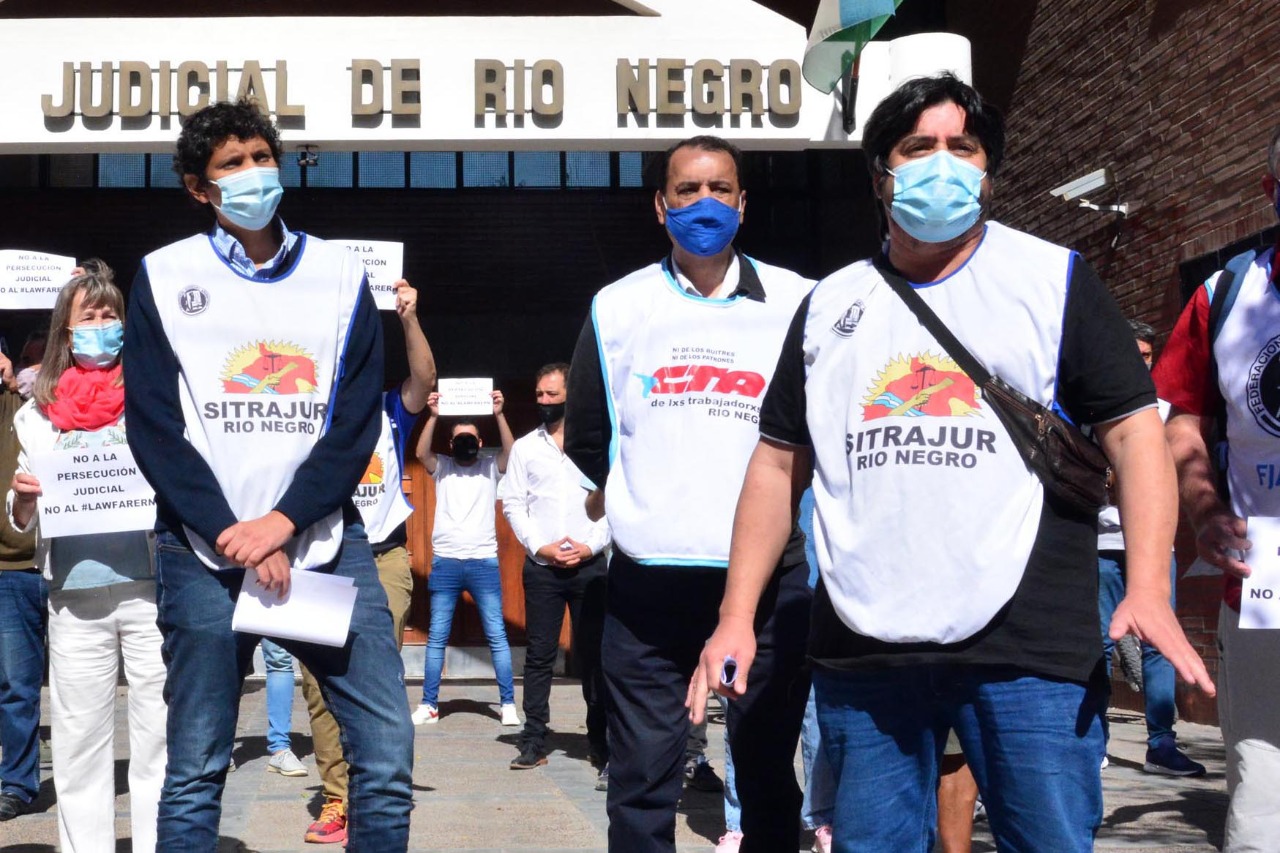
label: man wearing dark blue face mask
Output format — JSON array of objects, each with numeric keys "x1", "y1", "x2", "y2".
[
  {"x1": 692, "y1": 74, "x2": 1213, "y2": 852},
  {"x1": 564, "y1": 135, "x2": 816, "y2": 853}
]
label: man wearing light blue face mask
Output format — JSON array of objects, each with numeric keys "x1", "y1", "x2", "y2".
[
  {"x1": 122, "y1": 99, "x2": 413, "y2": 852},
  {"x1": 692, "y1": 74, "x2": 1214, "y2": 852},
  {"x1": 565, "y1": 136, "x2": 816, "y2": 853}
]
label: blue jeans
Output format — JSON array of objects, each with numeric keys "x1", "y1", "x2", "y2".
[
  {"x1": 814, "y1": 664, "x2": 1105, "y2": 853},
  {"x1": 421, "y1": 556, "x2": 514, "y2": 707},
  {"x1": 717, "y1": 694, "x2": 742, "y2": 833},
  {"x1": 0, "y1": 569, "x2": 47, "y2": 803},
  {"x1": 800, "y1": 685, "x2": 836, "y2": 829},
  {"x1": 1098, "y1": 551, "x2": 1177, "y2": 747},
  {"x1": 260, "y1": 638, "x2": 295, "y2": 755},
  {"x1": 154, "y1": 524, "x2": 413, "y2": 852}
]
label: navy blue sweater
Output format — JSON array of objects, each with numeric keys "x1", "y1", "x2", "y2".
[{"x1": 123, "y1": 234, "x2": 384, "y2": 550}]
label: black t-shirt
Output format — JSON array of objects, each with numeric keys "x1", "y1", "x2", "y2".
[{"x1": 761, "y1": 254, "x2": 1155, "y2": 683}]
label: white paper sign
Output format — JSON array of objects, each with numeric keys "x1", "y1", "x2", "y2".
[
  {"x1": 28, "y1": 444, "x2": 156, "y2": 538},
  {"x1": 332, "y1": 240, "x2": 404, "y2": 311},
  {"x1": 231, "y1": 570, "x2": 357, "y2": 647},
  {"x1": 438, "y1": 377, "x2": 494, "y2": 417},
  {"x1": 1241, "y1": 517, "x2": 1280, "y2": 629},
  {"x1": 0, "y1": 250, "x2": 76, "y2": 309}
]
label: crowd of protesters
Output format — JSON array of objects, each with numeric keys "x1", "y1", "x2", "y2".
[{"x1": 0, "y1": 71, "x2": 1274, "y2": 853}]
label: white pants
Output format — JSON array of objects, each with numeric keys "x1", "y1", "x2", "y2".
[
  {"x1": 1218, "y1": 601, "x2": 1280, "y2": 852},
  {"x1": 48, "y1": 580, "x2": 167, "y2": 853}
]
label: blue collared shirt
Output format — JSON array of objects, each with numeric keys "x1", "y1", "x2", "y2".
[{"x1": 210, "y1": 218, "x2": 297, "y2": 280}]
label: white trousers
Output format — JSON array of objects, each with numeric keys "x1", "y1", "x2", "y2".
[
  {"x1": 1218, "y1": 601, "x2": 1280, "y2": 852},
  {"x1": 48, "y1": 580, "x2": 167, "y2": 853}
]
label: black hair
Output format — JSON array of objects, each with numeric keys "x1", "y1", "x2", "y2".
[
  {"x1": 536, "y1": 362, "x2": 571, "y2": 383},
  {"x1": 1128, "y1": 319, "x2": 1156, "y2": 344},
  {"x1": 862, "y1": 73, "x2": 1006, "y2": 179},
  {"x1": 173, "y1": 98, "x2": 283, "y2": 180},
  {"x1": 653, "y1": 135, "x2": 744, "y2": 191},
  {"x1": 450, "y1": 420, "x2": 478, "y2": 438}
]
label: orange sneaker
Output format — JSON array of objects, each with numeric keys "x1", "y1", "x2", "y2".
[{"x1": 304, "y1": 798, "x2": 347, "y2": 844}]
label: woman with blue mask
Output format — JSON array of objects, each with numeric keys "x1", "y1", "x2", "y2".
[{"x1": 6, "y1": 263, "x2": 167, "y2": 853}]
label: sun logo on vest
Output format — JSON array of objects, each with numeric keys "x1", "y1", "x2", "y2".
[
  {"x1": 862, "y1": 353, "x2": 980, "y2": 420},
  {"x1": 1246, "y1": 335, "x2": 1280, "y2": 437},
  {"x1": 361, "y1": 453, "x2": 385, "y2": 485},
  {"x1": 221, "y1": 342, "x2": 318, "y2": 395}
]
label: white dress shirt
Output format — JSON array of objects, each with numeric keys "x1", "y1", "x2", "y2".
[
  {"x1": 499, "y1": 425, "x2": 611, "y2": 564},
  {"x1": 671, "y1": 253, "x2": 740, "y2": 300}
]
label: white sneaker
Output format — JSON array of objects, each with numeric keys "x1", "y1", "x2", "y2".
[
  {"x1": 266, "y1": 748, "x2": 308, "y2": 777},
  {"x1": 500, "y1": 703, "x2": 522, "y2": 726},
  {"x1": 715, "y1": 830, "x2": 744, "y2": 853},
  {"x1": 411, "y1": 703, "x2": 439, "y2": 726}
]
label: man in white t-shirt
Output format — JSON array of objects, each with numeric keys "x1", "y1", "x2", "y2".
[{"x1": 412, "y1": 389, "x2": 517, "y2": 726}]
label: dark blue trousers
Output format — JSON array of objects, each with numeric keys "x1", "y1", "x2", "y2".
[{"x1": 603, "y1": 553, "x2": 811, "y2": 853}]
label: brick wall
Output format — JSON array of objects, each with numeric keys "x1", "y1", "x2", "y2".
[{"x1": 991, "y1": 0, "x2": 1280, "y2": 723}]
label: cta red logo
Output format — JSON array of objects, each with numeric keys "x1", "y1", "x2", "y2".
[{"x1": 634, "y1": 364, "x2": 765, "y2": 398}]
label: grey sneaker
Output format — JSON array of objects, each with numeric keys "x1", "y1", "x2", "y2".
[{"x1": 267, "y1": 748, "x2": 309, "y2": 777}]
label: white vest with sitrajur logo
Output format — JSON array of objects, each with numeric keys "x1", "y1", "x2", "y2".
[
  {"x1": 144, "y1": 232, "x2": 364, "y2": 570},
  {"x1": 802, "y1": 222, "x2": 1068, "y2": 644},
  {"x1": 593, "y1": 257, "x2": 811, "y2": 566},
  {"x1": 354, "y1": 404, "x2": 414, "y2": 544}
]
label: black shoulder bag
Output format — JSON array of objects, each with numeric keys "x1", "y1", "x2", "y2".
[{"x1": 878, "y1": 263, "x2": 1114, "y2": 515}]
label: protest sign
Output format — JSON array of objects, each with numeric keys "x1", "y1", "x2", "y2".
[
  {"x1": 1242, "y1": 517, "x2": 1280, "y2": 629},
  {"x1": 332, "y1": 240, "x2": 404, "y2": 311},
  {"x1": 438, "y1": 377, "x2": 494, "y2": 416},
  {"x1": 0, "y1": 250, "x2": 76, "y2": 309},
  {"x1": 28, "y1": 444, "x2": 156, "y2": 538}
]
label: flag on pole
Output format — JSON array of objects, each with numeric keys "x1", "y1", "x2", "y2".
[{"x1": 802, "y1": 0, "x2": 905, "y2": 94}]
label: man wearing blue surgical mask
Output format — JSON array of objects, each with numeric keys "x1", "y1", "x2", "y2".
[
  {"x1": 693, "y1": 73, "x2": 1212, "y2": 852},
  {"x1": 565, "y1": 136, "x2": 815, "y2": 853},
  {"x1": 123, "y1": 99, "x2": 413, "y2": 852}
]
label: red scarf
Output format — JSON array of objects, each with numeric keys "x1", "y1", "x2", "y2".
[{"x1": 42, "y1": 364, "x2": 125, "y2": 432}]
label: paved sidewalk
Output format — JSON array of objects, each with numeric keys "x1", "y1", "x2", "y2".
[{"x1": 3, "y1": 680, "x2": 1227, "y2": 851}]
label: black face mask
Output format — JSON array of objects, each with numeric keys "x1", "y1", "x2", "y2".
[
  {"x1": 451, "y1": 433, "x2": 480, "y2": 461},
  {"x1": 536, "y1": 402, "x2": 566, "y2": 426}
]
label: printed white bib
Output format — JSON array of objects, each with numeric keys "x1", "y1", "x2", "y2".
[
  {"x1": 143, "y1": 233, "x2": 364, "y2": 570},
  {"x1": 354, "y1": 406, "x2": 414, "y2": 544},
  {"x1": 802, "y1": 222, "x2": 1069, "y2": 643},
  {"x1": 1209, "y1": 248, "x2": 1280, "y2": 519},
  {"x1": 593, "y1": 257, "x2": 811, "y2": 565}
]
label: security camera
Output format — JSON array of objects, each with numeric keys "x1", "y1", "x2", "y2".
[
  {"x1": 297, "y1": 146, "x2": 319, "y2": 168},
  {"x1": 1049, "y1": 169, "x2": 1111, "y2": 202}
]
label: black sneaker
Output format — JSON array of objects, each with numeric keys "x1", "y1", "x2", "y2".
[
  {"x1": 1143, "y1": 737, "x2": 1206, "y2": 777},
  {"x1": 510, "y1": 746, "x2": 548, "y2": 770},
  {"x1": 685, "y1": 759, "x2": 724, "y2": 793},
  {"x1": 595, "y1": 763, "x2": 609, "y2": 792},
  {"x1": 0, "y1": 792, "x2": 32, "y2": 821}
]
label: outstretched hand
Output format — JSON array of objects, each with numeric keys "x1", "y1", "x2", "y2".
[{"x1": 1109, "y1": 589, "x2": 1215, "y2": 697}]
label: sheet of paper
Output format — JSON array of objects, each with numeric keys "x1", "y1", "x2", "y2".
[
  {"x1": 331, "y1": 240, "x2": 404, "y2": 311},
  {"x1": 27, "y1": 445, "x2": 156, "y2": 538},
  {"x1": 1241, "y1": 517, "x2": 1280, "y2": 629},
  {"x1": 438, "y1": 377, "x2": 494, "y2": 417},
  {"x1": 0, "y1": 250, "x2": 76, "y2": 309},
  {"x1": 232, "y1": 570, "x2": 357, "y2": 647}
]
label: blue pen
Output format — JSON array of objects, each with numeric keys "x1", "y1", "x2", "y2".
[{"x1": 720, "y1": 655, "x2": 738, "y2": 687}]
